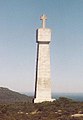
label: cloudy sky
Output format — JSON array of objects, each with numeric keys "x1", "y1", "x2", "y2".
[{"x1": 0, "y1": 0, "x2": 83, "y2": 93}]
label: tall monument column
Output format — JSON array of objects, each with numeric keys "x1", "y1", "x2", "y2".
[{"x1": 34, "y1": 15, "x2": 54, "y2": 103}]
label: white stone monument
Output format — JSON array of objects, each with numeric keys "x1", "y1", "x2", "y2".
[{"x1": 34, "y1": 15, "x2": 54, "y2": 103}]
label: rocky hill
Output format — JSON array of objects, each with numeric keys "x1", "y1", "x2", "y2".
[{"x1": 0, "y1": 87, "x2": 33, "y2": 103}]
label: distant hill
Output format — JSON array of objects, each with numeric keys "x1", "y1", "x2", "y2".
[{"x1": 0, "y1": 87, "x2": 33, "y2": 103}]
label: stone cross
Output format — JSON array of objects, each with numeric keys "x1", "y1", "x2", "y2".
[
  {"x1": 34, "y1": 15, "x2": 54, "y2": 103},
  {"x1": 40, "y1": 14, "x2": 47, "y2": 28}
]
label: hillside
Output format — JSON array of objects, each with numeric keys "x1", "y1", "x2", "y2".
[
  {"x1": 0, "y1": 97, "x2": 83, "y2": 120},
  {"x1": 0, "y1": 87, "x2": 83, "y2": 120},
  {"x1": 0, "y1": 87, "x2": 32, "y2": 103}
]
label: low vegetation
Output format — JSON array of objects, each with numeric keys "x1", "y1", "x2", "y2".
[
  {"x1": 0, "y1": 97, "x2": 83, "y2": 120},
  {"x1": 0, "y1": 87, "x2": 83, "y2": 120}
]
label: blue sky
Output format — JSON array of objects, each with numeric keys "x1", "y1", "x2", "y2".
[{"x1": 0, "y1": 0, "x2": 83, "y2": 93}]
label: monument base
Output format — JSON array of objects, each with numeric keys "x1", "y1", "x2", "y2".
[{"x1": 34, "y1": 98, "x2": 55, "y2": 103}]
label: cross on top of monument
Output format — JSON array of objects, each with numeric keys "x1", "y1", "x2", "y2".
[{"x1": 40, "y1": 14, "x2": 47, "y2": 28}]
